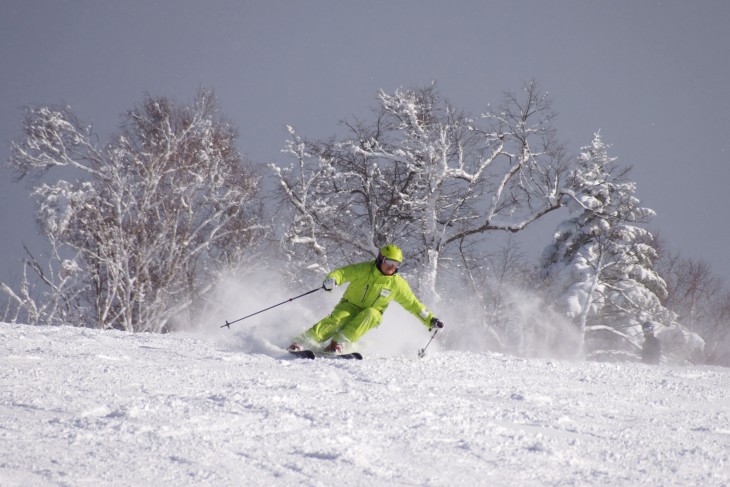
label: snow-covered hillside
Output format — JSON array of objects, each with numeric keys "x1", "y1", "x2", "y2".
[{"x1": 1, "y1": 323, "x2": 729, "y2": 486}]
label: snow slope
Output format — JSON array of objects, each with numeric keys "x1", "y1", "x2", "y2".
[{"x1": 1, "y1": 323, "x2": 729, "y2": 486}]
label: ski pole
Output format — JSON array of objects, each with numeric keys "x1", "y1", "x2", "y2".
[
  {"x1": 418, "y1": 329, "x2": 439, "y2": 358},
  {"x1": 220, "y1": 287, "x2": 322, "y2": 329}
]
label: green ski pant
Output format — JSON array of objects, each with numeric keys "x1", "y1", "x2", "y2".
[{"x1": 304, "y1": 300, "x2": 382, "y2": 344}]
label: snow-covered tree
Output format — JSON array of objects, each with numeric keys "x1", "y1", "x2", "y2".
[
  {"x1": 4, "y1": 90, "x2": 266, "y2": 332},
  {"x1": 272, "y1": 81, "x2": 569, "y2": 302},
  {"x1": 656, "y1": 249, "x2": 730, "y2": 365},
  {"x1": 540, "y1": 133, "x2": 701, "y2": 361}
]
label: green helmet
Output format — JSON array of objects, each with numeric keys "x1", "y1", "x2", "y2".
[{"x1": 379, "y1": 244, "x2": 403, "y2": 262}]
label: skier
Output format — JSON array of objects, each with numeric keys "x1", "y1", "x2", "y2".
[
  {"x1": 641, "y1": 321, "x2": 661, "y2": 365},
  {"x1": 288, "y1": 244, "x2": 445, "y2": 353}
]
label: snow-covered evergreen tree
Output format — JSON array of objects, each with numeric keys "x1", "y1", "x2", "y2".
[
  {"x1": 4, "y1": 90, "x2": 266, "y2": 332},
  {"x1": 272, "y1": 81, "x2": 568, "y2": 303},
  {"x1": 540, "y1": 133, "x2": 701, "y2": 361}
]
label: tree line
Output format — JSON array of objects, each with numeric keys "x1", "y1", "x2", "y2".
[{"x1": 2, "y1": 83, "x2": 728, "y2": 365}]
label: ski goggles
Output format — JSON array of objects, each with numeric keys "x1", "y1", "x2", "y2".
[{"x1": 382, "y1": 258, "x2": 401, "y2": 268}]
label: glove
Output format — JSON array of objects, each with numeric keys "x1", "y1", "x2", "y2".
[
  {"x1": 430, "y1": 317, "x2": 445, "y2": 330},
  {"x1": 323, "y1": 277, "x2": 337, "y2": 291}
]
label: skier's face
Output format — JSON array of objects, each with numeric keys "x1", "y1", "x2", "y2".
[{"x1": 380, "y1": 258, "x2": 399, "y2": 275}]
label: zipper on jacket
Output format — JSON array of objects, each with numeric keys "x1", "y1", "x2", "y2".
[{"x1": 361, "y1": 284, "x2": 369, "y2": 303}]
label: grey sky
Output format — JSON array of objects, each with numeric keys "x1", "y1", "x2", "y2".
[{"x1": 2, "y1": 1, "x2": 729, "y2": 286}]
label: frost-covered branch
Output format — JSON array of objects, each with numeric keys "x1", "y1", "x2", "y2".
[{"x1": 271, "y1": 81, "x2": 569, "y2": 300}]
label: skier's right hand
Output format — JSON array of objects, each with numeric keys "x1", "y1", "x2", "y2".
[{"x1": 323, "y1": 277, "x2": 337, "y2": 291}]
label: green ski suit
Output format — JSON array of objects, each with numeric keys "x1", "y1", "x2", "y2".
[{"x1": 303, "y1": 260, "x2": 434, "y2": 344}]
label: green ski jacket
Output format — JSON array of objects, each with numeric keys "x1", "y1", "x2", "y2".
[{"x1": 326, "y1": 260, "x2": 434, "y2": 327}]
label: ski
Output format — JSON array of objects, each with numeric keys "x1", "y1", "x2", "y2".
[
  {"x1": 288, "y1": 349, "x2": 316, "y2": 359},
  {"x1": 319, "y1": 351, "x2": 363, "y2": 360},
  {"x1": 288, "y1": 350, "x2": 363, "y2": 360}
]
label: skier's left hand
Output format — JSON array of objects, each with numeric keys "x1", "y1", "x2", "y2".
[{"x1": 430, "y1": 317, "x2": 445, "y2": 330}]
